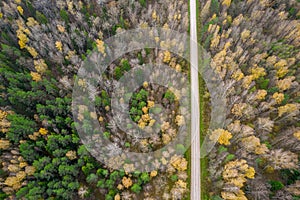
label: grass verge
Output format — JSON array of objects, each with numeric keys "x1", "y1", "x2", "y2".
[
  {"x1": 199, "y1": 77, "x2": 210, "y2": 200},
  {"x1": 196, "y1": 0, "x2": 210, "y2": 199}
]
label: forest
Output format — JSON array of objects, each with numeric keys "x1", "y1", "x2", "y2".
[
  {"x1": 198, "y1": 0, "x2": 300, "y2": 199},
  {"x1": 0, "y1": 0, "x2": 299, "y2": 200},
  {"x1": 0, "y1": 0, "x2": 190, "y2": 199}
]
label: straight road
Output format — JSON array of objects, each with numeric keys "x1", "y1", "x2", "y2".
[{"x1": 190, "y1": 0, "x2": 201, "y2": 199}]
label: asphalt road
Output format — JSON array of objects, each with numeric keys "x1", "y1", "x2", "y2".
[{"x1": 190, "y1": 0, "x2": 201, "y2": 199}]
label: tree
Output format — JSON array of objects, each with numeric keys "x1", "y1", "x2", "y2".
[
  {"x1": 138, "y1": 101, "x2": 147, "y2": 110},
  {"x1": 97, "y1": 179, "x2": 105, "y2": 188},
  {"x1": 140, "y1": 172, "x2": 150, "y2": 184},
  {"x1": 209, "y1": 129, "x2": 232, "y2": 146},
  {"x1": 164, "y1": 90, "x2": 175, "y2": 103},
  {"x1": 114, "y1": 67, "x2": 123, "y2": 80},
  {"x1": 103, "y1": 131, "x2": 110, "y2": 139},
  {"x1": 35, "y1": 11, "x2": 48, "y2": 24},
  {"x1": 67, "y1": 181, "x2": 79, "y2": 190},
  {"x1": 240, "y1": 135, "x2": 268, "y2": 155},
  {"x1": 278, "y1": 103, "x2": 299, "y2": 117},
  {"x1": 86, "y1": 173, "x2": 98, "y2": 184},
  {"x1": 6, "y1": 114, "x2": 37, "y2": 143},
  {"x1": 210, "y1": 0, "x2": 220, "y2": 14},
  {"x1": 171, "y1": 175, "x2": 178, "y2": 182},
  {"x1": 255, "y1": 117, "x2": 274, "y2": 134},
  {"x1": 58, "y1": 164, "x2": 79, "y2": 177},
  {"x1": 247, "y1": 179, "x2": 270, "y2": 200},
  {"x1": 60, "y1": 9, "x2": 69, "y2": 23},
  {"x1": 16, "y1": 187, "x2": 28, "y2": 199},
  {"x1": 139, "y1": 0, "x2": 146, "y2": 7},
  {"x1": 121, "y1": 59, "x2": 131, "y2": 71},
  {"x1": 110, "y1": 171, "x2": 120, "y2": 181},
  {"x1": 81, "y1": 163, "x2": 94, "y2": 175},
  {"x1": 97, "y1": 168, "x2": 109, "y2": 177},
  {"x1": 36, "y1": 163, "x2": 56, "y2": 180},
  {"x1": 105, "y1": 179, "x2": 115, "y2": 190},
  {"x1": 20, "y1": 141, "x2": 40, "y2": 163},
  {"x1": 122, "y1": 176, "x2": 133, "y2": 188},
  {"x1": 131, "y1": 183, "x2": 142, "y2": 193},
  {"x1": 269, "y1": 180, "x2": 284, "y2": 191},
  {"x1": 264, "y1": 149, "x2": 298, "y2": 170},
  {"x1": 77, "y1": 145, "x2": 89, "y2": 157},
  {"x1": 78, "y1": 186, "x2": 89, "y2": 198},
  {"x1": 221, "y1": 159, "x2": 255, "y2": 200}
]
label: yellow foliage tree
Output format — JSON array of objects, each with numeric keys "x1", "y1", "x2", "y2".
[
  {"x1": 19, "y1": 162, "x2": 28, "y2": 168},
  {"x1": 274, "y1": 59, "x2": 289, "y2": 78},
  {"x1": 25, "y1": 46, "x2": 38, "y2": 58},
  {"x1": 277, "y1": 76, "x2": 295, "y2": 91},
  {"x1": 241, "y1": 29, "x2": 251, "y2": 41},
  {"x1": 147, "y1": 100, "x2": 155, "y2": 108},
  {"x1": 96, "y1": 39, "x2": 105, "y2": 55},
  {"x1": 25, "y1": 166, "x2": 36, "y2": 175},
  {"x1": 222, "y1": 159, "x2": 255, "y2": 199},
  {"x1": 278, "y1": 103, "x2": 298, "y2": 117},
  {"x1": 122, "y1": 177, "x2": 133, "y2": 188},
  {"x1": 4, "y1": 176, "x2": 22, "y2": 190},
  {"x1": 150, "y1": 170, "x2": 157, "y2": 177},
  {"x1": 16, "y1": 171, "x2": 26, "y2": 181},
  {"x1": 57, "y1": 24, "x2": 65, "y2": 33},
  {"x1": 272, "y1": 92, "x2": 285, "y2": 104},
  {"x1": 175, "y1": 115, "x2": 185, "y2": 126},
  {"x1": 222, "y1": 0, "x2": 232, "y2": 7},
  {"x1": 0, "y1": 139, "x2": 10, "y2": 150},
  {"x1": 231, "y1": 69, "x2": 244, "y2": 81},
  {"x1": 175, "y1": 179, "x2": 187, "y2": 189},
  {"x1": 293, "y1": 130, "x2": 300, "y2": 140},
  {"x1": 152, "y1": 10, "x2": 157, "y2": 21},
  {"x1": 8, "y1": 164, "x2": 20, "y2": 173},
  {"x1": 39, "y1": 128, "x2": 48, "y2": 135},
  {"x1": 66, "y1": 150, "x2": 77, "y2": 160},
  {"x1": 26, "y1": 17, "x2": 39, "y2": 27},
  {"x1": 245, "y1": 167, "x2": 255, "y2": 179},
  {"x1": 163, "y1": 51, "x2": 171, "y2": 63},
  {"x1": 170, "y1": 155, "x2": 188, "y2": 171},
  {"x1": 34, "y1": 59, "x2": 48, "y2": 74},
  {"x1": 255, "y1": 89, "x2": 267, "y2": 100},
  {"x1": 250, "y1": 65, "x2": 266, "y2": 80},
  {"x1": 16, "y1": 30, "x2": 28, "y2": 49},
  {"x1": 0, "y1": 110, "x2": 11, "y2": 133},
  {"x1": 210, "y1": 129, "x2": 233, "y2": 146},
  {"x1": 266, "y1": 55, "x2": 277, "y2": 65},
  {"x1": 242, "y1": 75, "x2": 253, "y2": 88},
  {"x1": 30, "y1": 72, "x2": 41, "y2": 82},
  {"x1": 162, "y1": 133, "x2": 171, "y2": 144},
  {"x1": 114, "y1": 194, "x2": 121, "y2": 200},
  {"x1": 241, "y1": 135, "x2": 268, "y2": 155},
  {"x1": 17, "y1": 6, "x2": 23, "y2": 15},
  {"x1": 55, "y1": 41, "x2": 63, "y2": 51},
  {"x1": 221, "y1": 190, "x2": 247, "y2": 200}
]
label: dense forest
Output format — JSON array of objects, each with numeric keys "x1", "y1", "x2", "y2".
[
  {"x1": 198, "y1": 0, "x2": 300, "y2": 199},
  {"x1": 0, "y1": 0, "x2": 190, "y2": 199},
  {"x1": 0, "y1": 0, "x2": 300, "y2": 199}
]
